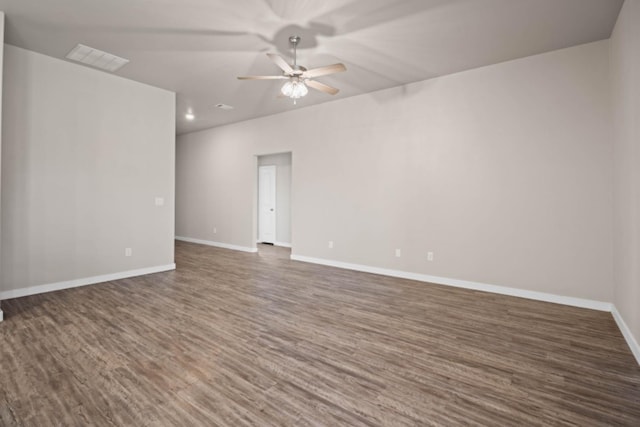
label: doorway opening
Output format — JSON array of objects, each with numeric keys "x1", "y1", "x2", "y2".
[{"x1": 257, "y1": 152, "x2": 292, "y2": 256}]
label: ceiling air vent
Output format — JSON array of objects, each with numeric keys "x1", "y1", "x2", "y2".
[
  {"x1": 65, "y1": 44, "x2": 129, "y2": 72},
  {"x1": 215, "y1": 103, "x2": 234, "y2": 111}
]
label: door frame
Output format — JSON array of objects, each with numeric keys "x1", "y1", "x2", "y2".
[{"x1": 253, "y1": 152, "x2": 293, "y2": 251}]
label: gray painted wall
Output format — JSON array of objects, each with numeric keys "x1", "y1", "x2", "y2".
[
  {"x1": 258, "y1": 153, "x2": 292, "y2": 246},
  {"x1": 0, "y1": 45, "x2": 175, "y2": 294},
  {"x1": 611, "y1": 0, "x2": 640, "y2": 353},
  {"x1": 176, "y1": 40, "x2": 613, "y2": 303}
]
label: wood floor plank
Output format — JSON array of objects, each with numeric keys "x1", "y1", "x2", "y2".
[{"x1": 1, "y1": 241, "x2": 639, "y2": 426}]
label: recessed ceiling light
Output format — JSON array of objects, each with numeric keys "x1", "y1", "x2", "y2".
[
  {"x1": 215, "y1": 103, "x2": 234, "y2": 111},
  {"x1": 65, "y1": 44, "x2": 129, "y2": 72},
  {"x1": 185, "y1": 110, "x2": 195, "y2": 121}
]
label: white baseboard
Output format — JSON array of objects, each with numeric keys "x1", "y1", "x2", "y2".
[
  {"x1": 176, "y1": 236, "x2": 257, "y2": 253},
  {"x1": 0, "y1": 264, "x2": 176, "y2": 301},
  {"x1": 290, "y1": 254, "x2": 611, "y2": 312},
  {"x1": 611, "y1": 305, "x2": 640, "y2": 365},
  {"x1": 0, "y1": 308, "x2": 3, "y2": 322}
]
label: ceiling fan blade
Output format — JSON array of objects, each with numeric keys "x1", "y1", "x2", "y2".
[
  {"x1": 237, "y1": 75, "x2": 288, "y2": 80},
  {"x1": 266, "y1": 53, "x2": 294, "y2": 74},
  {"x1": 303, "y1": 63, "x2": 346, "y2": 79},
  {"x1": 306, "y1": 79, "x2": 340, "y2": 95}
]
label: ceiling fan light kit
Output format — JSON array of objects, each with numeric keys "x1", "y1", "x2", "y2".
[
  {"x1": 238, "y1": 35, "x2": 346, "y2": 104},
  {"x1": 281, "y1": 78, "x2": 308, "y2": 99}
]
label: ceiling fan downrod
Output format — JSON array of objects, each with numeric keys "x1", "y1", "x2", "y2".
[{"x1": 289, "y1": 35, "x2": 300, "y2": 67}]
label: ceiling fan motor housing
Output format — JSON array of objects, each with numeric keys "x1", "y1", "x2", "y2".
[{"x1": 290, "y1": 65, "x2": 307, "y2": 76}]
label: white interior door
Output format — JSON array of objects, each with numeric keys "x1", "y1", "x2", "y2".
[{"x1": 258, "y1": 165, "x2": 276, "y2": 243}]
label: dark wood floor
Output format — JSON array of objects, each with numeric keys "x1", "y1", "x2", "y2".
[{"x1": 1, "y1": 241, "x2": 639, "y2": 426}]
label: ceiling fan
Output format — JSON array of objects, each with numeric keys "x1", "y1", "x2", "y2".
[{"x1": 238, "y1": 35, "x2": 346, "y2": 103}]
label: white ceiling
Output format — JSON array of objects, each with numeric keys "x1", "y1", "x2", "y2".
[{"x1": 0, "y1": 0, "x2": 624, "y2": 134}]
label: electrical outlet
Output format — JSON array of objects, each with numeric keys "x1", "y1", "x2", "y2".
[
  {"x1": 213, "y1": 227, "x2": 217, "y2": 234},
  {"x1": 427, "y1": 251, "x2": 434, "y2": 261},
  {"x1": 328, "y1": 241, "x2": 334, "y2": 249},
  {"x1": 125, "y1": 248, "x2": 133, "y2": 257},
  {"x1": 395, "y1": 248, "x2": 402, "y2": 257},
  {"x1": 154, "y1": 197, "x2": 164, "y2": 206}
]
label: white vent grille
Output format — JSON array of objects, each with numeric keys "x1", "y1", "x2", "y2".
[{"x1": 65, "y1": 44, "x2": 129, "y2": 72}]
